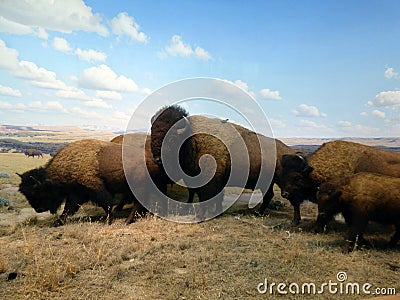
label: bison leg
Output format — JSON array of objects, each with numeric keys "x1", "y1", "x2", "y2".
[
  {"x1": 52, "y1": 194, "x2": 81, "y2": 227},
  {"x1": 95, "y1": 187, "x2": 114, "y2": 225},
  {"x1": 125, "y1": 201, "x2": 147, "y2": 225},
  {"x1": 100, "y1": 205, "x2": 113, "y2": 225},
  {"x1": 387, "y1": 223, "x2": 400, "y2": 248},
  {"x1": 255, "y1": 184, "x2": 274, "y2": 216},
  {"x1": 290, "y1": 200, "x2": 301, "y2": 225},
  {"x1": 345, "y1": 218, "x2": 369, "y2": 252},
  {"x1": 187, "y1": 188, "x2": 195, "y2": 203},
  {"x1": 114, "y1": 194, "x2": 130, "y2": 211}
]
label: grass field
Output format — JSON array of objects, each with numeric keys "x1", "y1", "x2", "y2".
[{"x1": 0, "y1": 147, "x2": 399, "y2": 299}]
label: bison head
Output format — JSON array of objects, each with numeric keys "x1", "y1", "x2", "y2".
[
  {"x1": 18, "y1": 168, "x2": 63, "y2": 214},
  {"x1": 150, "y1": 105, "x2": 190, "y2": 166},
  {"x1": 315, "y1": 182, "x2": 342, "y2": 232},
  {"x1": 279, "y1": 153, "x2": 316, "y2": 203}
]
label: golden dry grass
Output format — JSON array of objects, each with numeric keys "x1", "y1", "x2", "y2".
[{"x1": 0, "y1": 204, "x2": 399, "y2": 300}]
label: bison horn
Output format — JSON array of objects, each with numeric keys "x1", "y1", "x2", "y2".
[
  {"x1": 29, "y1": 175, "x2": 41, "y2": 185},
  {"x1": 176, "y1": 116, "x2": 190, "y2": 135},
  {"x1": 296, "y1": 152, "x2": 306, "y2": 161},
  {"x1": 16, "y1": 172, "x2": 22, "y2": 178}
]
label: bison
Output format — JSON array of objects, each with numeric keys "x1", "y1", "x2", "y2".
[
  {"x1": 150, "y1": 105, "x2": 301, "y2": 218},
  {"x1": 316, "y1": 172, "x2": 400, "y2": 252},
  {"x1": 110, "y1": 133, "x2": 173, "y2": 211},
  {"x1": 18, "y1": 139, "x2": 152, "y2": 226},
  {"x1": 24, "y1": 148, "x2": 43, "y2": 158},
  {"x1": 279, "y1": 140, "x2": 400, "y2": 224}
]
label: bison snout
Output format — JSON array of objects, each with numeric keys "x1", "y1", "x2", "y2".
[{"x1": 281, "y1": 191, "x2": 290, "y2": 198}]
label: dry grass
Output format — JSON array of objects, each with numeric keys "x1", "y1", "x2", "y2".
[
  {"x1": 0, "y1": 135, "x2": 399, "y2": 299},
  {"x1": 0, "y1": 199, "x2": 398, "y2": 299}
]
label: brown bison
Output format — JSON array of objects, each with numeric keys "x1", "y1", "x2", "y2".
[
  {"x1": 18, "y1": 139, "x2": 151, "y2": 226},
  {"x1": 279, "y1": 140, "x2": 400, "y2": 224},
  {"x1": 150, "y1": 105, "x2": 300, "y2": 218},
  {"x1": 316, "y1": 172, "x2": 400, "y2": 252},
  {"x1": 110, "y1": 133, "x2": 173, "y2": 211},
  {"x1": 24, "y1": 148, "x2": 43, "y2": 158}
]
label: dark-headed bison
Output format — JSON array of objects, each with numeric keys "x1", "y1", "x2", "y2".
[
  {"x1": 18, "y1": 139, "x2": 152, "y2": 226},
  {"x1": 280, "y1": 140, "x2": 400, "y2": 224},
  {"x1": 316, "y1": 172, "x2": 400, "y2": 252},
  {"x1": 150, "y1": 105, "x2": 301, "y2": 218}
]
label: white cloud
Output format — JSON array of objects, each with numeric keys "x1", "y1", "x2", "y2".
[
  {"x1": 372, "y1": 91, "x2": 400, "y2": 107},
  {"x1": 0, "y1": 0, "x2": 108, "y2": 37},
  {"x1": 299, "y1": 119, "x2": 328, "y2": 129},
  {"x1": 337, "y1": 120, "x2": 352, "y2": 127},
  {"x1": 55, "y1": 87, "x2": 91, "y2": 101},
  {"x1": 75, "y1": 48, "x2": 106, "y2": 62},
  {"x1": 95, "y1": 90, "x2": 122, "y2": 101},
  {"x1": 53, "y1": 37, "x2": 72, "y2": 53},
  {"x1": 53, "y1": 37, "x2": 107, "y2": 62},
  {"x1": 384, "y1": 67, "x2": 398, "y2": 79},
  {"x1": 0, "y1": 100, "x2": 66, "y2": 113},
  {"x1": 337, "y1": 119, "x2": 380, "y2": 135},
  {"x1": 0, "y1": 39, "x2": 20, "y2": 70},
  {"x1": 231, "y1": 79, "x2": 281, "y2": 100},
  {"x1": 0, "y1": 84, "x2": 21, "y2": 97},
  {"x1": 372, "y1": 109, "x2": 386, "y2": 119},
  {"x1": 194, "y1": 46, "x2": 212, "y2": 61},
  {"x1": 84, "y1": 99, "x2": 112, "y2": 109},
  {"x1": 293, "y1": 104, "x2": 327, "y2": 117},
  {"x1": 360, "y1": 112, "x2": 368, "y2": 117},
  {"x1": 163, "y1": 35, "x2": 211, "y2": 61},
  {"x1": 259, "y1": 88, "x2": 282, "y2": 100},
  {"x1": 234, "y1": 79, "x2": 249, "y2": 91},
  {"x1": 110, "y1": 12, "x2": 148, "y2": 43},
  {"x1": 79, "y1": 64, "x2": 139, "y2": 93},
  {"x1": 44, "y1": 101, "x2": 64, "y2": 110},
  {"x1": 0, "y1": 15, "x2": 33, "y2": 35},
  {"x1": 269, "y1": 118, "x2": 286, "y2": 128},
  {"x1": 0, "y1": 101, "x2": 13, "y2": 109}
]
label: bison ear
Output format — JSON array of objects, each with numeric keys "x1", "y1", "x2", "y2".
[
  {"x1": 281, "y1": 154, "x2": 292, "y2": 165},
  {"x1": 301, "y1": 165, "x2": 313, "y2": 175}
]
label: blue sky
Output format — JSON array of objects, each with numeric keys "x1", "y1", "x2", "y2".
[{"x1": 1, "y1": 0, "x2": 400, "y2": 137}]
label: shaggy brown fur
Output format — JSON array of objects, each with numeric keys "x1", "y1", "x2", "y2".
[
  {"x1": 111, "y1": 133, "x2": 172, "y2": 217},
  {"x1": 316, "y1": 172, "x2": 400, "y2": 252},
  {"x1": 151, "y1": 105, "x2": 301, "y2": 217},
  {"x1": 280, "y1": 140, "x2": 400, "y2": 224},
  {"x1": 19, "y1": 140, "x2": 145, "y2": 226}
]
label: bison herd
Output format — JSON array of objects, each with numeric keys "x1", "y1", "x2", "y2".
[{"x1": 17, "y1": 105, "x2": 400, "y2": 252}]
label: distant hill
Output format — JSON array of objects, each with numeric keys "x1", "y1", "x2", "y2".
[
  {"x1": 282, "y1": 137, "x2": 400, "y2": 154},
  {"x1": 281, "y1": 137, "x2": 400, "y2": 147}
]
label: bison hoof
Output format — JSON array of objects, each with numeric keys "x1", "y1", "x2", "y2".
[
  {"x1": 291, "y1": 219, "x2": 301, "y2": 226},
  {"x1": 254, "y1": 210, "x2": 268, "y2": 217},
  {"x1": 51, "y1": 219, "x2": 64, "y2": 227}
]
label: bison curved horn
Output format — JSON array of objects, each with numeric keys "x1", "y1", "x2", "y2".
[
  {"x1": 296, "y1": 152, "x2": 306, "y2": 161},
  {"x1": 176, "y1": 116, "x2": 190, "y2": 135},
  {"x1": 29, "y1": 175, "x2": 41, "y2": 185},
  {"x1": 16, "y1": 172, "x2": 22, "y2": 178}
]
